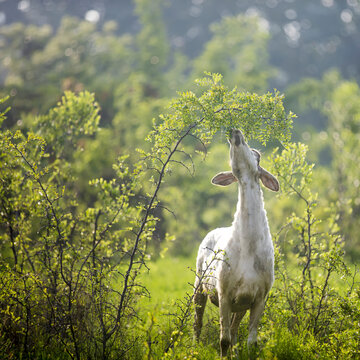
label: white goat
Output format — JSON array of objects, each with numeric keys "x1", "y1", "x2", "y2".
[{"x1": 193, "y1": 129, "x2": 279, "y2": 357}]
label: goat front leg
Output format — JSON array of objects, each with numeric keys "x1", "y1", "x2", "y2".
[
  {"x1": 230, "y1": 310, "x2": 246, "y2": 347},
  {"x1": 219, "y1": 298, "x2": 232, "y2": 358}
]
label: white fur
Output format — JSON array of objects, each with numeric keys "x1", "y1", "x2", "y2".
[{"x1": 193, "y1": 129, "x2": 279, "y2": 357}]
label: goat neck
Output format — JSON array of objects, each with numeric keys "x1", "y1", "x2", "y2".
[{"x1": 233, "y1": 181, "x2": 267, "y2": 237}]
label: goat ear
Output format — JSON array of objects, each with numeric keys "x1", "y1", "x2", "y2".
[
  {"x1": 211, "y1": 171, "x2": 237, "y2": 186},
  {"x1": 259, "y1": 167, "x2": 280, "y2": 192}
]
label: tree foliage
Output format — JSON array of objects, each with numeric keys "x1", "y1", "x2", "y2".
[
  {"x1": 0, "y1": 93, "x2": 143, "y2": 359},
  {"x1": 0, "y1": 68, "x2": 295, "y2": 358},
  {"x1": 146, "y1": 72, "x2": 293, "y2": 172},
  {"x1": 264, "y1": 142, "x2": 360, "y2": 359}
]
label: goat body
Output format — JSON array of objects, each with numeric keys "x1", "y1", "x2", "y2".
[{"x1": 193, "y1": 129, "x2": 279, "y2": 357}]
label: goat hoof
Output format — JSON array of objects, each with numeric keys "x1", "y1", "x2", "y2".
[
  {"x1": 248, "y1": 341, "x2": 259, "y2": 360},
  {"x1": 220, "y1": 338, "x2": 231, "y2": 358}
]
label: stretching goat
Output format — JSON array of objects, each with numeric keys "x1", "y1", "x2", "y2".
[{"x1": 193, "y1": 129, "x2": 279, "y2": 357}]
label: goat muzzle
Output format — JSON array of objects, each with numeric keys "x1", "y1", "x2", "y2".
[{"x1": 229, "y1": 129, "x2": 245, "y2": 146}]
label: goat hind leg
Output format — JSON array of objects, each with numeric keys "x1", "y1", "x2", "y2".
[{"x1": 193, "y1": 288, "x2": 207, "y2": 342}]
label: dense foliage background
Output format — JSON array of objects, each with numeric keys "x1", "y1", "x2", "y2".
[{"x1": 0, "y1": 0, "x2": 360, "y2": 359}]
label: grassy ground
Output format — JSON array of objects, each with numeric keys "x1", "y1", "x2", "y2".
[
  {"x1": 137, "y1": 253, "x2": 222, "y2": 359},
  {"x1": 140, "y1": 254, "x2": 196, "y2": 306},
  {"x1": 135, "y1": 254, "x2": 360, "y2": 359}
]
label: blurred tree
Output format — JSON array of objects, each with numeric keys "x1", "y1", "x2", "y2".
[
  {"x1": 0, "y1": 22, "x2": 53, "y2": 120},
  {"x1": 325, "y1": 80, "x2": 360, "y2": 259},
  {"x1": 112, "y1": 73, "x2": 168, "y2": 150},
  {"x1": 110, "y1": 0, "x2": 171, "y2": 174},
  {"x1": 191, "y1": 14, "x2": 274, "y2": 92},
  {"x1": 134, "y1": 0, "x2": 169, "y2": 96},
  {"x1": 0, "y1": 17, "x2": 134, "y2": 127},
  {"x1": 285, "y1": 71, "x2": 360, "y2": 259},
  {"x1": 3, "y1": 0, "x2": 360, "y2": 96}
]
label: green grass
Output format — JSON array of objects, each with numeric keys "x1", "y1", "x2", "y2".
[
  {"x1": 140, "y1": 253, "x2": 196, "y2": 306},
  {"x1": 135, "y1": 254, "x2": 360, "y2": 359}
]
